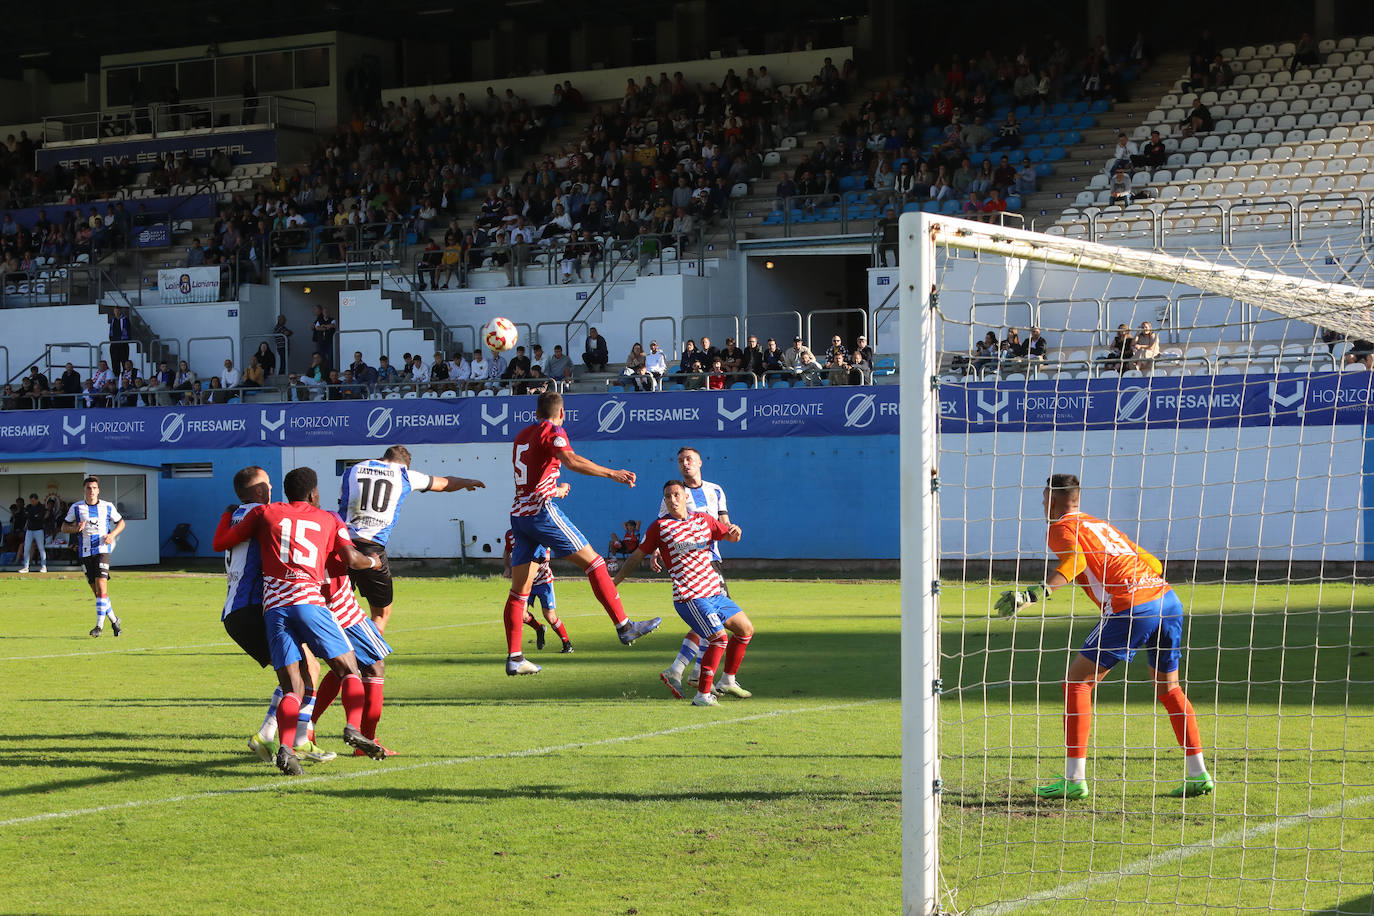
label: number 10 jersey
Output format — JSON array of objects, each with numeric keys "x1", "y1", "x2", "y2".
[{"x1": 340, "y1": 459, "x2": 433, "y2": 546}]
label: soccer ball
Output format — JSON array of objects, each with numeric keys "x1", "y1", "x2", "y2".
[{"x1": 484, "y1": 317, "x2": 518, "y2": 352}]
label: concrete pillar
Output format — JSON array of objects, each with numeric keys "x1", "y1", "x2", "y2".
[{"x1": 1086, "y1": 0, "x2": 1107, "y2": 53}]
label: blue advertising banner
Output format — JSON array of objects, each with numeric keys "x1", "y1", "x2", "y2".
[
  {"x1": 35, "y1": 130, "x2": 278, "y2": 172},
  {"x1": 938, "y1": 371, "x2": 1372, "y2": 433},
  {"x1": 135, "y1": 222, "x2": 170, "y2": 248},
  {"x1": 0, "y1": 373, "x2": 1366, "y2": 456},
  {"x1": 0, "y1": 387, "x2": 899, "y2": 454}
]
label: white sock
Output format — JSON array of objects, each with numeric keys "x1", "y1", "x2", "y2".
[
  {"x1": 296, "y1": 695, "x2": 315, "y2": 746},
  {"x1": 1186, "y1": 753, "x2": 1208, "y2": 778},
  {"x1": 1065, "y1": 756, "x2": 1086, "y2": 782},
  {"x1": 259, "y1": 687, "x2": 283, "y2": 740}
]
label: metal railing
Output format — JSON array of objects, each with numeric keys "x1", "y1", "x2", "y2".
[
  {"x1": 730, "y1": 190, "x2": 1027, "y2": 241},
  {"x1": 1042, "y1": 195, "x2": 1370, "y2": 247},
  {"x1": 42, "y1": 94, "x2": 316, "y2": 143},
  {"x1": 805, "y1": 309, "x2": 870, "y2": 351}
]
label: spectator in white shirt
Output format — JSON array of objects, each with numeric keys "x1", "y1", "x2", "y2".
[
  {"x1": 447, "y1": 352, "x2": 468, "y2": 386},
  {"x1": 1105, "y1": 133, "x2": 1138, "y2": 175},
  {"x1": 645, "y1": 340, "x2": 668, "y2": 387},
  {"x1": 220, "y1": 358, "x2": 240, "y2": 389},
  {"x1": 409, "y1": 355, "x2": 429, "y2": 385},
  {"x1": 465, "y1": 351, "x2": 488, "y2": 392}
]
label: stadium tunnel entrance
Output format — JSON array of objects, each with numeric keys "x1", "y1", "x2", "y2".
[{"x1": 0, "y1": 458, "x2": 160, "y2": 569}]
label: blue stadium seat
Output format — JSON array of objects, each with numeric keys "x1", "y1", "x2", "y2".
[
  {"x1": 873, "y1": 357, "x2": 897, "y2": 377},
  {"x1": 459, "y1": 187, "x2": 477, "y2": 200},
  {"x1": 1021, "y1": 133, "x2": 1041, "y2": 149},
  {"x1": 762, "y1": 210, "x2": 785, "y2": 224},
  {"x1": 770, "y1": 380, "x2": 792, "y2": 388},
  {"x1": 1005, "y1": 196, "x2": 1022, "y2": 211},
  {"x1": 838, "y1": 175, "x2": 860, "y2": 191},
  {"x1": 1046, "y1": 147, "x2": 1067, "y2": 161},
  {"x1": 729, "y1": 381, "x2": 751, "y2": 389},
  {"x1": 1070, "y1": 100, "x2": 1091, "y2": 115},
  {"x1": 1055, "y1": 115, "x2": 1076, "y2": 130},
  {"x1": 1074, "y1": 115, "x2": 1094, "y2": 129},
  {"x1": 902, "y1": 202, "x2": 923, "y2": 214},
  {"x1": 1041, "y1": 131, "x2": 1061, "y2": 146},
  {"x1": 479, "y1": 172, "x2": 494, "y2": 185},
  {"x1": 1051, "y1": 102, "x2": 1071, "y2": 116},
  {"x1": 1089, "y1": 99, "x2": 1111, "y2": 114},
  {"x1": 668, "y1": 383, "x2": 686, "y2": 390},
  {"x1": 1026, "y1": 149, "x2": 1045, "y2": 163},
  {"x1": 1036, "y1": 162, "x2": 1054, "y2": 176},
  {"x1": 1060, "y1": 130, "x2": 1082, "y2": 145},
  {"x1": 1014, "y1": 105, "x2": 1032, "y2": 119},
  {"x1": 940, "y1": 200, "x2": 961, "y2": 215},
  {"x1": 922, "y1": 200, "x2": 940, "y2": 212}
]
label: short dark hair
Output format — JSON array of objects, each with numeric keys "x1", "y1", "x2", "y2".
[
  {"x1": 536, "y1": 391, "x2": 563, "y2": 419},
  {"x1": 284, "y1": 467, "x2": 318, "y2": 502},
  {"x1": 83, "y1": 475, "x2": 99, "y2": 486},
  {"x1": 676, "y1": 446, "x2": 701, "y2": 460},
  {"x1": 663, "y1": 479, "x2": 687, "y2": 493},
  {"x1": 1046, "y1": 473, "x2": 1081, "y2": 496},
  {"x1": 232, "y1": 466, "x2": 267, "y2": 502},
  {"x1": 382, "y1": 445, "x2": 412, "y2": 466},
  {"x1": 28, "y1": 492, "x2": 38, "y2": 500}
]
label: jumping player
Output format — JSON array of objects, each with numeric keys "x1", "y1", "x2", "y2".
[
  {"x1": 311, "y1": 529, "x2": 396, "y2": 756},
  {"x1": 655, "y1": 447, "x2": 730, "y2": 697},
  {"x1": 223, "y1": 466, "x2": 334, "y2": 765},
  {"x1": 996, "y1": 473, "x2": 1214, "y2": 800},
  {"x1": 613, "y1": 480, "x2": 754, "y2": 705},
  {"x1": 61, "y1": 476, "x2": 126, "y2": 638},
  {"x1": 340, "y1": 444, "x2": 485, "y2": 634},
  {"x1": 213, "y1": 466, "x2": 390, "y2": 776},
  {"x1": 504, "y1": 391, "x2": 660, "y2": 676},
  {"x1": 503, "y1": 528, "x2": 573, "y2": 653}
]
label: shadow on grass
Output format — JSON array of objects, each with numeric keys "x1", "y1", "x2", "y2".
[
  {"x1": 1310, "y1": 894, "x2": 1374, "y2": 916},
  {"x1": 0, "y1": 751, "x2": 258, "y2": 798},
  {"x1": 309, "y1": 784, "x2": 901, "y2": 806}
]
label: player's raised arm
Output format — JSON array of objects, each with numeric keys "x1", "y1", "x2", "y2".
[
  {"x1": 211, "y1": 504, "x2": 263, "y2": 551},
  {"x1": 333, "y1": 524, "x2": 380, "y2": 570},
  {"x1": 557, "y1": 446, "x2": 636, "y2": 487},
  {"x1": 428, "y1": 475, "x2": 486, "y2": 492},
  {"x1": 611, "y1": 546, "x2": 648, "y2": 586}
]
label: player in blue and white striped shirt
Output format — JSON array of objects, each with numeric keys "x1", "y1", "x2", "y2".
[{"x1": 61, "y1": 476, "x2": 126, "y2": 638}]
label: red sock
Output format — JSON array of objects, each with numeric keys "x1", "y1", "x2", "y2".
[
  {"x1": 504, "y1": 591, "x2": 530, "y2": 654},
  {"x1": 1064, "y1": 682, "x2": 1094, "y2": 760},
  {"x1": 362, "y1": 677, "x2": 385, "y2": 740},
  {"x1": 341, "y1": 673, "x2": 365, "y2": 730},
  {"x1": 697, "y1": 637, "x2": 727, "y2": 694},
  {"x1": 1158, "y1": 686, "x2": 1202, "y2": 755},
  {"x1": 523, "y1": 609, "x2": 542, "y2": 630},
  {"x1": 277, "y1": 692, "x2": 301, "y2": 750},
  {"x1": 723, "y1": 634, "x2": 751, "y2": 676},
  {"x1": 548, "y1": 616, "x2": 569, "y2": 641},
  {"x1": 585, "y1": 557, "x2": 627, "y2": 625},
  {"x1": 314, "y1": 670, "x2": 341, "y2": 724}
]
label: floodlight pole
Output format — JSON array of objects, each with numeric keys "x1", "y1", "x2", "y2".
[{"x1": 900, "y1": 212, "x2": 940, "y2": 915}]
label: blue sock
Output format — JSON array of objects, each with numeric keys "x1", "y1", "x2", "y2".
[
  {"x1": 669, "y1": 635, "x2": 700, "y2": 675},
  {"x1": 95, "y1": 597, "x2": 111, "y2": 627},
  {"x1": 297, "y1": 691, "x2": 316, "y2": 745}
]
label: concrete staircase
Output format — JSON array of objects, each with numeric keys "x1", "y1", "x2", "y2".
[{"x1": 1020, "y1": 52, "x2": 1192, "y2": 228}]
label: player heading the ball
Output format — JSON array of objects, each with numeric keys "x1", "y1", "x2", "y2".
[
  {"x1": 996, "y1": 473, "x2": 1214, "y2": 800},
  {"x1": 504, "y1": 391, "x2": 661, "y2": 675}
]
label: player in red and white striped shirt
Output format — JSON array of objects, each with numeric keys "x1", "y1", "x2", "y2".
[
  {"x1": 503, "y1": 529, "x2": 572, "y2": 653},
  {"x1": 213, "y1": 466, "x2": 391, "y2": 775},
  {"x1": 309, "y1": 533, "x2": 397, "y2": 756},
  {"x1": 613, "y1": 480, "x2": 756, "y2": 706},
  {"x1": 503, "y1": 392, "x2": 660, "y2": 676}
]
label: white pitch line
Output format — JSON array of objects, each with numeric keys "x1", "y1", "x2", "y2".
[
  {"x1": 968, "y1": 792, "x2": 1374, "y2": 915},
  {"x1": 0, "y1": 613, "x2": 607, "y2": 662},
  {"x1": 0, "y1": 699, "x2": 887, "y2": 829}
]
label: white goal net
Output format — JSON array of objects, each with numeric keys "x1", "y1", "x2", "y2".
[{"x1": 898, "y1": 214, "x2": 1374, "y2": 915}]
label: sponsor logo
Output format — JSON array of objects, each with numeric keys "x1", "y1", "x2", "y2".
[
  {"x1": 716, "y1": 396, "x2": 748, "y2": 431},
  {"x1": 974, "y1": 391, "x2": 1010, "y2": 424},
  {"x1": 178, "y1": 274, "x2": 192, "y2": 295},
  {"x1": 260, "y1": 409, "x2": 286, "y2": 441},
  {"x1": 843, "y1": 393, "x2": 876, "y2": 429},
  {"x1": 480, "y1": 404, "x2": 509, "y2": 436},
  {"x1": 366, "y1": 407, "x2": 394, "y2": 439},
  {"x1": 160, "y1": 412, "x2": 186, "y2": 443},
  {"x1": 62, "y1": 415, "x2": 87, "y2": 445},
  {"x1": 474, "y1": 296, "x2": 486, "y2": 305},
  {"x1": 1116, "y1": 386, "x2": 1150, "y2": 423},
  {"x1": 877, "y1": 275, "x2": 891, "y2": 286},
  {"x1": 1269, "y1": 379, "x2": 1305, "y2": 417},
  {"x1": 597, "y1": 399, "x2": 627, "y2": 434}
]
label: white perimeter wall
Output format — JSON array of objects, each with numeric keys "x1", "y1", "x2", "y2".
[
  {"x1": 943, "y1": 425, "x2": 1367, "y2": 562},
  {"x1": 283, "y1": 442, "x2": 517, "y2": 559}
]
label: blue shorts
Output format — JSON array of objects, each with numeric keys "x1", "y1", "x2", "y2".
[
  {"x1": 530, "y1": 581, "x2": 556, "y2": 610},
  {"x1": 265, "y1": 604, "x2": 354, "y2": 670},
  {"x1": 344, "y1": 616, "x2": 393, "y2": 668},
  {"x1": 1079, "y1": 589, "x2": 1185, "y2": 674},
  {"x1": 510, "y1": 503, "x2": 589, "y2": 565},
  {"x1": 673, "y1": 594, "x2": 742, "y2": 639}
]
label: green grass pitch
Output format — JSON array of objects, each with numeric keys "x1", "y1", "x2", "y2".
[{"x1": 1, "y1": 572, "x2": 1371, "y2": 915}]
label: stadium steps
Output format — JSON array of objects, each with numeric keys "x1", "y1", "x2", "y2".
[
  {"x1": 1022, "y1": 51, "x2": 1192, "y2": 228},
  {"x1": 380, "y1": 284, "x2": 457, "y2": 355}
]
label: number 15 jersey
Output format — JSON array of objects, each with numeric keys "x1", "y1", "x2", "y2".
[
  {"x1": 511, "y1": 421, "x2": 568, "y2": 517},
  {"x1": 340, "y1": 459, "x2": 433, "y2": 545},
  {"x1": 215, "y1": 502, "x2": 354, "y2": 610}
]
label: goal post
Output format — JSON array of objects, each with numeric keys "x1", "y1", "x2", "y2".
[{"x1": 899, "y1": 212, "x2": 1374, "y2": 915}]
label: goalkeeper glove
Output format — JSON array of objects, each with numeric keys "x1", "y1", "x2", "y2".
[{"x1": 994, "y1": 583, "x2": 1049, "y2": 617}]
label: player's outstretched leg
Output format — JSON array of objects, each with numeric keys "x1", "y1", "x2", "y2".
[
  {"x1": 249, "y1": 687, "x2": 284, "y2": 761},
  {"x1": 1036, "y1": 681, "x2": 1094, "y2": 800},
  {"x1": 579, "y1": 553, "x2": 661, "y2": 644}
]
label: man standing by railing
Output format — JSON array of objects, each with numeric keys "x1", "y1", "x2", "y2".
[{"x1": 108, "y1": 307, "x2": 131, "y2": 370}]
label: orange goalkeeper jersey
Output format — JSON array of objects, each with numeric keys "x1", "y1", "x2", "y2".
[{"x1": 1046, "y1": 511, "x2": 1168, "y2": 613}]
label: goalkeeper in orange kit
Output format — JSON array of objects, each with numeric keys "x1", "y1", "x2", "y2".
[{"x1": 995, "y1": 473, "x2": 1214, "y2": 800}]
